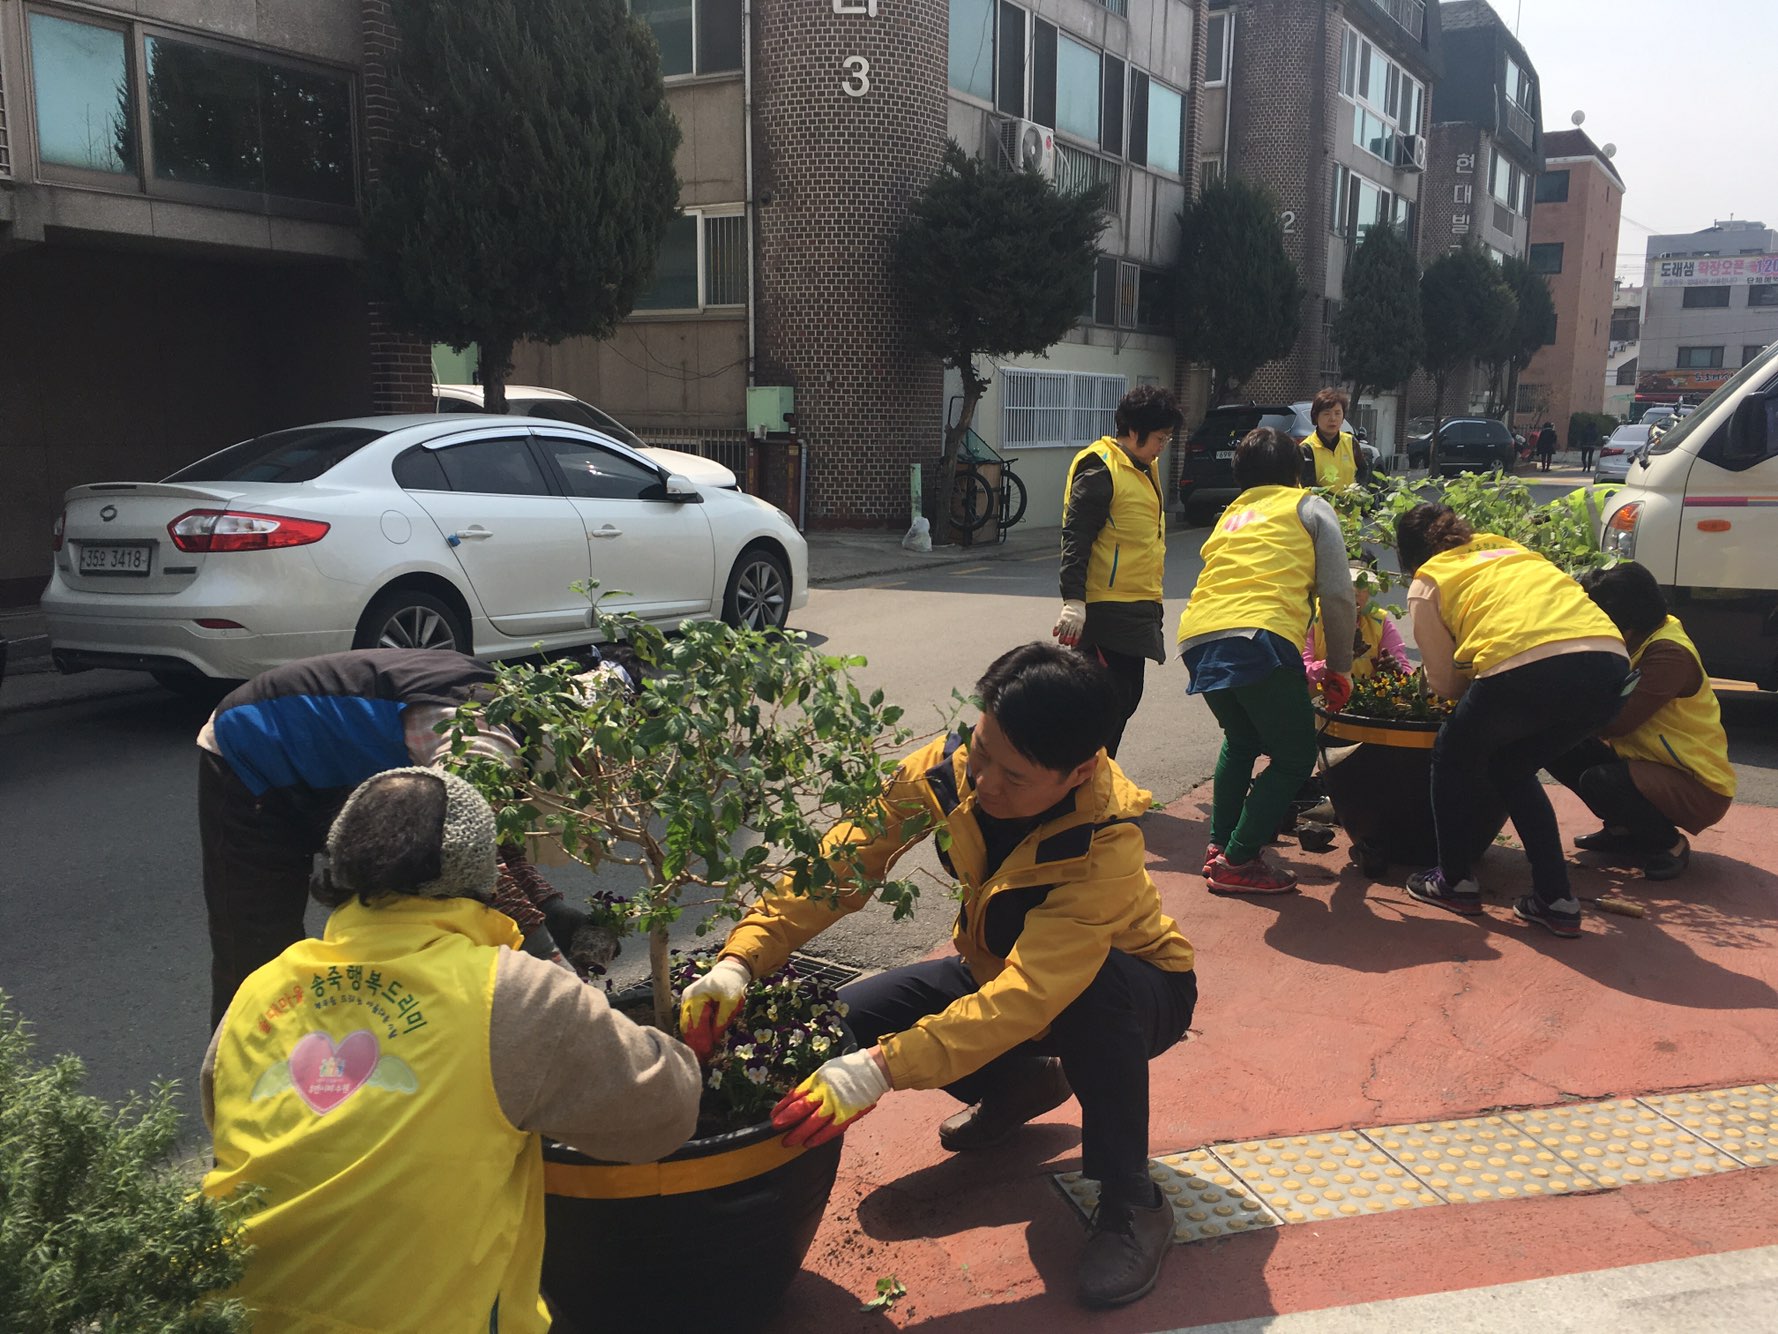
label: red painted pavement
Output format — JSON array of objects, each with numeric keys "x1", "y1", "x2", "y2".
[{"x1": 766, "y1": 786, "x2": 1778, "y2": 1330}]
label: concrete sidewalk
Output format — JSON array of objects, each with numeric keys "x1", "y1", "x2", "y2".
[{"x1": 764, "y1": 785, "x2": 1778, "y2": 1331}]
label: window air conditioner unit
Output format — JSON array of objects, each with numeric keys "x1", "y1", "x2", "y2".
[
  {"x1": 1397, "y1": 134, "x2": 1427, "y2": 172},
  {"x1": 1010, "y1": 118, "x2": 1055, "y2": 176}
]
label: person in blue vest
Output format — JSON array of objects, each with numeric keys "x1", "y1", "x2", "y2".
[
  {"x1": 196, "y1": 648, "x2": 627, "y2": 1025},
  {"x1": 1053, "y1": 385, "x2": 1183, "y2": 757}
]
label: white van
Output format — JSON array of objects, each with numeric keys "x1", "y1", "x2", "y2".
[{"x1": 1601, "y1": 339, "x2": 1778, "y2": 686}]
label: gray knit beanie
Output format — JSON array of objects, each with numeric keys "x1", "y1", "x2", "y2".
[{"x1": 325, "y1": 766, "x2": 498, "y2": 902}]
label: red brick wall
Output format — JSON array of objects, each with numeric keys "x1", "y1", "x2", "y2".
[{"x1": 752, "y1": 0, "x2": 947, "y2": 526}]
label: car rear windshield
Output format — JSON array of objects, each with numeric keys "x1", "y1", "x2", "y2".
[
  {"x1": 163, "y1": 426, "x2": 387, "y2": 483},
  {"x1": 1192, "y1": 411, "x2": 1295, "y2": 448}
]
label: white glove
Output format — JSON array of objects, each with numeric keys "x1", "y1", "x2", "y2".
[
  {"x1": 1053, "y1": 599, "x2": 1088, "y2": 647},
  {"x1": 677, "y1": 956, "x2": 751, "y2": 1059}
]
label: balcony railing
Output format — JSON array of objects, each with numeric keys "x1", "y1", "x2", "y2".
[
  {"x1": 1361, "y1": 0, "x2": 1425, "y2": 41},
  {"x1": 0, "y1": 61, "x2": 11, "y2": 179},
  {"x1": 1094, "y1": 0, "x2": 1128, "y2": 15},
  {"x1": 1504, "y1": 100, "x2": 1536, "y2": 147},
  {"x1": 1056, "y1": 141, "x2": 1123, "y2": 217}
]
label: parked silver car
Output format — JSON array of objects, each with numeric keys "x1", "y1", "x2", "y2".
[{"x1": 1594, "y1": 424, "x2": 1653, "y2": 483}]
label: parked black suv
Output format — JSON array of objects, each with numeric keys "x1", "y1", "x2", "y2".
[
  {"x1": 1175, "y1": 403, "x2": 1314, "y2": 522},
  {"x1": 1431, "y1": 418, "x2": 1517, "y2": 476}
]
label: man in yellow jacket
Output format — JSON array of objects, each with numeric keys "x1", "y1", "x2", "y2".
[
  {"x1": 681, "y1": 643, "x2": 1197, "y2": 1310},
  {"x1": 1054, "y1": 385, "x2": 1183, "y2": 757}
]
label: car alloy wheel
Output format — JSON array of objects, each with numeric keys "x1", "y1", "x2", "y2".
[
  {"x1": 354, "y1": 589, "x2": 469, "y2": 653},
  {"x1": 379, "y1": 605, "x2": 459, "y2": 650},
  {"x1": 725, "y1": 550, "x2": 789, "y2": 631}
]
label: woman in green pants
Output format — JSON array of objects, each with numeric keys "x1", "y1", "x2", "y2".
[{"x1": 1177, "y1": 429, "x2": 1356, "y2": 893}]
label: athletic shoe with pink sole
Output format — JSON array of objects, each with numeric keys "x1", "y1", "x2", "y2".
[
  {"x1": 1205, "y1": 852, "x2": 1298, "y2": 895},
  {"x1": 1201, "y1": 844, "x2": 1223, "y2": 879}
]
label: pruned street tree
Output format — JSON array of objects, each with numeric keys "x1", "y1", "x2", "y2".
[
  {"x1": 1174, "y1": 176, "x2": 1305, "y2": 404},
  {"x1": 1420, "y1": 245, "x2": 1518, "y2": 453},
  {"x1": 1482, "y1": 254, "x2": 1558, "y2": 421},
  {"x1": 1333, "y1": 222, "x2": 1423, "y2": 416},
  {"x1": 364, "y1": 0, "x2": 682, "y2": 411},
  {"x1": 894, "y1": 141, "x2": 1105, "y2": 546}
]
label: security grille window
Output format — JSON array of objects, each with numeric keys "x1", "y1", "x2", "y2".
[
  {"x1": 1535, "y1": 169, "x2": 1569, "y2": 203},
  {"x1": 702, "y1": 213, "x2": 746, "y2": 307},
  {"x1": 1677, "y1": 346, "x2": 1724, "y2": 369},
  {"x1": 1682, "y1": 286, "x2": 1731, "y2": 309},
  {"x1": 1528, "y1": 242, "x2": 1563, "y2": 275},
  {"x1": 1202, "y1": 157, "x2": 1223, "y2": 187},
  {"x1": 632, "y1": 0, "x2": 740, "y2": 77},
  {"x1": 1002, "y1": 369, "x2": 1127, "y2": 447},
  {"x1": 635, "y1": 207, "x2": 746, "y2": 311},
  {"x1": 1206, "y1": 12, "x2": 1231, "y2": 86},
  {"x1": 949, "y1": 0, "x2": 995, "y2": 101},
  {"x1": 1749, "y1": 284, "x2": 1778, "y2": 307},
  {"x1": 1516, "y1": 383, "x2": 1541, "y2": 412},
  {"x1": 28, "y1": 11, "x2": 135, "y2": 177},
  {"x1": 1116, "y1": 261, "x2": 1139, "y2": 328},
  {"x1": 1055, "y1": 33, "x2": 1100, "y2": 143}
]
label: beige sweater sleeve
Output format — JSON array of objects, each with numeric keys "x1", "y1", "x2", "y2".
[
  {"x1": 1408, "y1": 577, "x2": 1466, "y2": 699},
  {"x1": 489, "y1": 950, "x2": 703, "y2": 1162}
]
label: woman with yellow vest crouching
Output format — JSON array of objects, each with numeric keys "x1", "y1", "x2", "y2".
[
  {"x1": 200, "y1": 768, "x2": 702, "y2": 1332},
  {"x1": 1396, "y1": 504, "x2": 1631, "y2": 938},
  {"x1": 1546, "y1": 562, "x2": 1735, "y2": 882},
  {"x1": 1178, "y1": 428, "x2": 1357, "y2": 894}
]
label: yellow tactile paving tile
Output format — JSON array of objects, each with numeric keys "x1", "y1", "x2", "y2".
[
  {"x1": 1637, "y1": 1086, "x2": 1778, "y2": 1169},
  {"x1": 1054, "y1": 1150, "x2": 1281, "y2": 1243},
  {"x1": 1212, "y1": 1132, "x2": 1441, "y2": 1223},
  {"x1": 1509, "y1": 1097, "x2": 1741, "y2": 1187},
  {"x1": 1360, "y1": 1116, "x2": 1595, "y2": 1202}
]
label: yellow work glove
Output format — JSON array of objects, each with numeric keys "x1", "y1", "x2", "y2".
[
  {"x1": 676, "y1": 956, "x2": 750, "y2": 1062},
  {"x1": 771, "y1": 1048, "x2": 893, "y2": 1148}
]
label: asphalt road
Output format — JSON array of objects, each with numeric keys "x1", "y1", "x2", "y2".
[{"x1": 5, "y1": 479, "x2": 1778, "y2": 1123}]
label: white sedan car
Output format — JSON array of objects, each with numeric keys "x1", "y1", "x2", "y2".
[
  {"x1": 1594, "y1": 424, "x2": 1652, "y2": 483},
  {"x1": 43, "y1": 415, "x2": 807, "y2": 688}
]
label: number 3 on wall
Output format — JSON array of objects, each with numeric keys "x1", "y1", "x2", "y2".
[{"x1": 841, "y1": 55, "x2": 871, "y2": 97}]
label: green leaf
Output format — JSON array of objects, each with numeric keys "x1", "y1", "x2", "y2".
[{"x1": 860, "y1": 1275, "x2": 907, "y2": 1312}]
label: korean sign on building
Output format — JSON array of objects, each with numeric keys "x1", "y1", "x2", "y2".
[{"x1": 1651, "y1": 255, "x2": 1778, "y2": 287}]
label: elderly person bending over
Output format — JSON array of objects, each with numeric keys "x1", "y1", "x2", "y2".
[{"x1": 201, "y1": 767, "x2": 701, "y2": 1333}]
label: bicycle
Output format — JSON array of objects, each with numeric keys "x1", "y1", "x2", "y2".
[{"x1": 949, "y1": 429, "x2": 1028, "y2": 536}]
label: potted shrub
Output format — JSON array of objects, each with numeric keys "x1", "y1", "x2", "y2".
[
  {"x1": 447, "y1": 611, "x2": 925, "y2": 1331},
  {"x1": 1314, "y1": 472, "x2": 1609, "y2": 873}
]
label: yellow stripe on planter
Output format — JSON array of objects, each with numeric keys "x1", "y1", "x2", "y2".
[
  {"x1": 545, "y1": 1136, "x2": 809, "y2": 1199},
  {"x1": 1320, "y1": 717, "x2": 1439, "y2": 749}
]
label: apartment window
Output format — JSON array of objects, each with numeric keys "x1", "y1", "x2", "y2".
[
  {"x1": 1092, "y1": 256, "x2": 1118, "y2": 325},
  {"x1": 1331, "y1": 164, "x2": 1350, "y2": 235},
  {"x1": 1490, "y1": 149, "x2": 1523, "y2": 213},
  {"x1": 1615, "y1": 358, "x2": 1637, "y2": 385},
  {"x1": 632, "y1": 0, "x2": 740, "y2": 77},
  {"x1": 1516, "y1": 383, "x2": 1542, "y2": 413},
  {"x1": 1002, "y1": 369, "x2": 1126, "y2": 447},
  {"x1": 1528, "y1": 243, "x2": 1563, "y2": 275},
  {"x1": 998, "y1": 2, "x2": 1028, "y2": 116},
  {"x1": 1681, "y1": 286, "x2": 1731, "y2": 309},
  {"x1": 1101, "y1": 55, "x2": 1125, "y2": 156},
  {"x1": 1747, "y1": 345, "x2": 1769, "y2": 366},
  {"x1": 1535, "y1": 170, "x2": 1569, "y2": 203},
  {"x1": 1505, "y1": 56, "x2": 1535, "y2": 111},
  {"x1": 28, "y1": 11, "x2": 135, "y2": 176},
  {"x1": 1031, "y1": 18, "x2": 1056, "y2": 124},
  {"x1": 1748, "y1": 284, "x2": 1778, "y2": 307},
  {"x1": 1610, "y1": 311, "x2": 1639, "y2": 341},
  {"x1": 1056, "y1": 34, "x2": 1100, "y2": 142},
  {"x1": 1205, "y1": 12, "x2": 1231, "y2": 86},
  {"x1": 1135, "y1": 266, "x2": 1171, "y2": 331},
  {"x1": 1202, "y1": 156, "x2": 1223, "y2": 187},
  {"x1": 1144, "y1": 79, "x2": 1183, "y2": 175},
  {"x1": 949, "y1": 0, "x2": 995, "y2": 101},
  {"x1": 1353, "y1": 106, "x2": 1393, "y2": 165},
  {"x1": 1677, "y1": 346, "x2": 1724, "y2": 369},
  {"x1": 1544, "y1": 313, "x2": 1557, "y2": 344},
  {"x1": 635, "y1": 208, "x2": 745, "y2": 311}
]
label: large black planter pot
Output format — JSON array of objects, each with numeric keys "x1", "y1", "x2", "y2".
[{"x1": 1315, "y1": 707, "x2": 1505, "y2": 876}]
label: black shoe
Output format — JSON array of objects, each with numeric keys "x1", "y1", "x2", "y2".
[
  {"x1": 1574, "y1": 826, "x2": 1640, "y2": 854},
  {"x1": 1514, "y1": 894, "x2": 1582, "y2": 938},
  {"x1": 1643, "y1": 837, "x2": 1691, "y2": 882},
  {"x1": 1077, "y1": 1190, "x2": 1173, "y2": 1309},
  {"x1": 938, "y1": 1058, "x2": 1072, "y2": 1151}
]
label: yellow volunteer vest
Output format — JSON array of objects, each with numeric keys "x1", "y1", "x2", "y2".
[
  {"x1": 204, "y1": 897, "x2": 548, "y2": 1334},
  {"x1": 1314, "y1": 603, "x2": 1389, "y2": 678},
  {"x1": 1417, "y1": 535, "x2": 1623, "y2": 676},
  {"x1": 1177, "y1": 485, "x2": 1318, "y2": 650},
  {"x1": 1611, "y1": 617, "x2": 1737, "y2": 798},
  {"x1": 1307, "y1": 430, "x2": 1357, "y2": 488},
  {"x1": 1064, "y1": 437, "x2": 1165, "y2": 603}
]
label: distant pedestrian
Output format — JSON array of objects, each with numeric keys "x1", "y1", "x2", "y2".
[
  {"x1": 1054, "y1": 384, "x2": 1182, "y2": 758},
  {"x1": 1578, "y1": 431, "x2": 1596, "y2": 473},
  {"x1": 1536, "y1": 421, "x2": 1558, "y2": 472}
]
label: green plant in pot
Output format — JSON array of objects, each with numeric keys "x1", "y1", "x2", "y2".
[{"x1": 446, "y1": 608, "x2": 924, "y2": 1331}]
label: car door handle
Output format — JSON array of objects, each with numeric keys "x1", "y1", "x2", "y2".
[
  {"x1": 455, "y1": 526, "x2": 493, "y2": 541},
  {"x1": 589, "y1": 526, "x2": 623, "y2": 539}
]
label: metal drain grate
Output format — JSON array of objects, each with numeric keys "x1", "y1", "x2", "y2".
[{"x1": 787, "y1": 951, "x2": 866, "y2": 991}]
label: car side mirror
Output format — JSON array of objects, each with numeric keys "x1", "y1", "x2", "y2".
[
  {"x1": 1726, "y1": 395, "x2": 1773, "y2": 462},
  {"x1": 662, "y1": 472, "x2": 703, "y2": 503}
]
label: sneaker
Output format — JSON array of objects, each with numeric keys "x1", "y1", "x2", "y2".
[
  {"x1": 1206, "y1": 852, "x2": 1298, "y2": 895},
  {"x1": 1077, "y1": 1190, "x2": 1173, "y2": 1309},
  {"x1": 1201, "y1": 844, "x2": 1223, "y2": 879},
  {"x1": 1643, "y1": 837, "x2": 1691, "y2": 882},
  {"x1": 1296, "y1": 823, "x2": 1336, "y2": 853},
  {"x1": 1514, "y1": 894, "x2": 1582, "y2": 938},
  {"x1": 938, "y1": 1058, "x2": 1073, "y2": 1152},
  {"x1": 1406, "y1": 867, "x2": 1483, "y2": 916},
  {"x1": 1573, "y1": 827, "x2": 1640, "y2": 854}
]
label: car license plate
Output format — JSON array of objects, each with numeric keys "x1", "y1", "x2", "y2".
[
  {"x1": 78, "y1": 543, "x2": 152, "y2": 576},
  {"x1": 1216, "y1": 450, "x2": 1235, "y2": 460}
]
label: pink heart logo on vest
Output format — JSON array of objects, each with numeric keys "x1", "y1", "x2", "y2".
[{"x1": 289, "y1": 1030, "x2": 380, "y2": 1115}]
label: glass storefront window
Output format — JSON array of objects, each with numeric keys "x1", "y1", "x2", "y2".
[
  {"x1": 1145, "y1": 81, "x2": 1182, "y2": 175},
  {"x1": 29, "y1": 12, "x2": 135, "y2": 175},
  {"x1": 949, "y1": 0, "x2": 995, "y2": 101}
]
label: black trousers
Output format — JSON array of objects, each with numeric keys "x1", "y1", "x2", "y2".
[
  {"x1": 198, "y1": 749, "x2": 339, "y2": 1027},
  {"x1": 839, "y1": 952, "x2": 1197, "y2": 1197},
  {"x1": 1078, "y1": 641, "x2": 1146, "y2": 760},
  {"x1": 1546, "y1": 738, "x2": 1680, "y2": 849}
]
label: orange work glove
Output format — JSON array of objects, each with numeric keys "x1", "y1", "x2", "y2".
[
  {"x1": 770, "y1": 1049, "x2": 892, "y2": 1148},
  {"x1": 1323, "y1": 672, "x2": 1352, "y2": 715},
  {"x1": 676, "y1": 957, "x2": 750, "y2": 1062}
]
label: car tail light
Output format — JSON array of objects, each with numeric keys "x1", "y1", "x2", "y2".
[
  {"x1": 52, "y1": 508, "x2": 66, "y2": 552},
  {"x1": 167, "y1": 509, "x2": 331, "y2": 553},
  {"x1": 1601, "y1": 446, "x2": 1623, "y2": 457},
  {"x1": 1605, "y1": 501, "x2": 1641, "y2": 560}
]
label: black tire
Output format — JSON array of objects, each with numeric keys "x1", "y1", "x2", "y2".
[
  {"x1": 352, "y1": 589, "x2": 470, "y2": 653},
  {"x1": 150, "y1": 670, "x2": 233, "y2": 702},
  {"x1": 951, "y1": 471, "x2": 993, "y2": 533},
  {"x1": 723, "y1": 547, "x2": 791, "y2": 631},
  {"x1": 1002, "y1": 470, "x2": 1029, "y2": 529}
]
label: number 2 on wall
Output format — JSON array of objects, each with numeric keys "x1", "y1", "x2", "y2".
[
  {"x1": 841, "y1": 55, "x2": 871, "y2": 97},
  {"x1": 1279, "y1": 210, "x2": 1298, "y2": 234}
]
